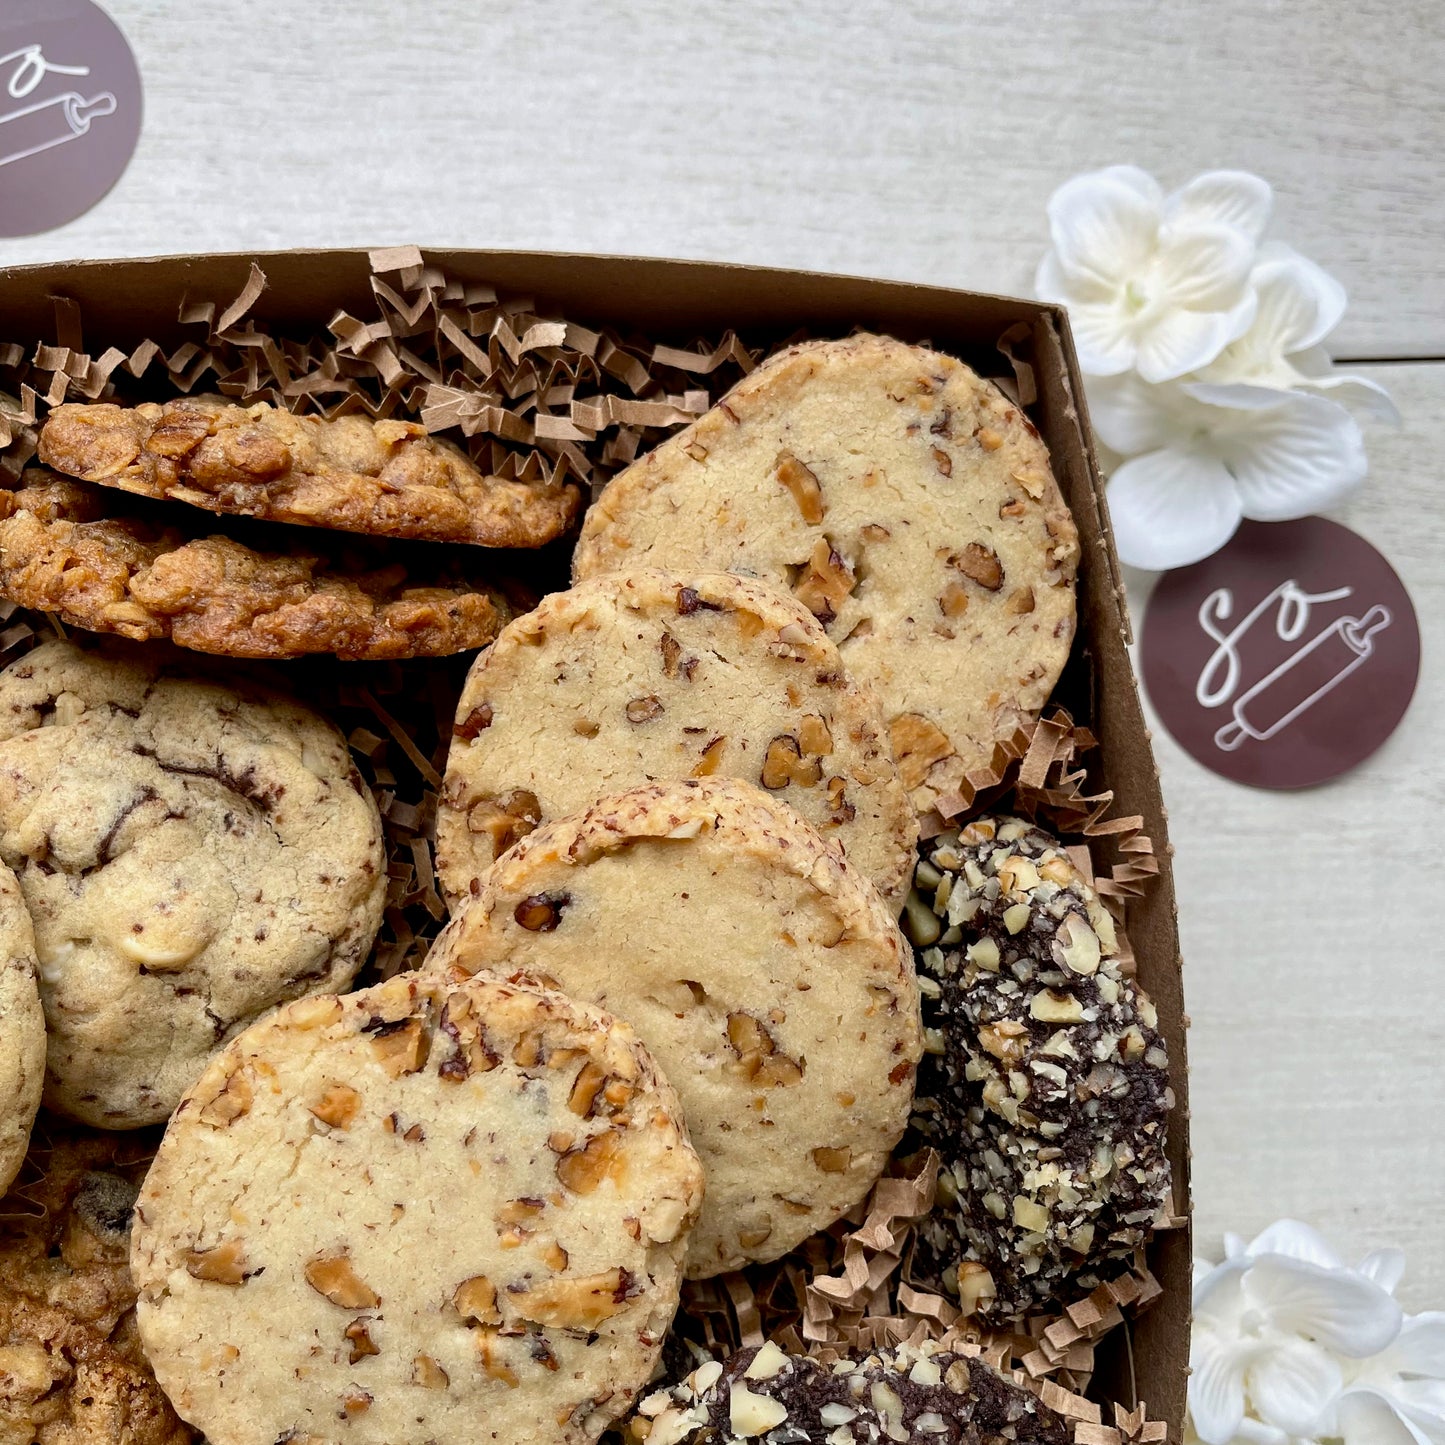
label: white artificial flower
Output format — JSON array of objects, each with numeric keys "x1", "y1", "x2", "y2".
[
  {"x1": 1196, "y1": 243, "x2": 1399, "y2": 423},
  {"x1": 1335, "y1": 1313, "x2": 1445, "y2": 1444},
  {"x1": 1190, "y1": 1221, "x2": 1404, "y2": 1445},
  {"x1": 1088, "y1": 372, "x2": 1366, "y2": 570},
  {"x1": 1036, "y1": 166, "x2": 1268, "y2": 382}
]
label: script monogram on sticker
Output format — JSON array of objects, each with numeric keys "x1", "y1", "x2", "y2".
[
  {"x1": 1195, "y1": 581, "x2": 1392, "y2": 752},
  {"x1": 0, "y1": 43, "x2": 116, "y2": 169},
  {"x1": 0, "y1": 2, "x2": 142, "y2": 238},
  {"x1": 1141, "y1": 518, "x2": 1420, "y2": 790}
]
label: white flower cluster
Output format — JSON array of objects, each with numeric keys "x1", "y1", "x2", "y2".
[
  {"x1": 1036, "y1": 167, "x2": 1395, "y2": 571},
  {"x1": 1189, "y1": 1220, "x2": 1445, "y2": 1445}
]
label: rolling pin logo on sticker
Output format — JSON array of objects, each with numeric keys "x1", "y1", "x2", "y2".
[
  {"x1": 1143, "y1": 519, "x2": 1420, "y2": 789},
  {"x1": 0, "y1": 2, "x2": 141, "y2": 238}
]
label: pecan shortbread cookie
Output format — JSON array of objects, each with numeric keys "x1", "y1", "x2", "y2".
[
  {"x1": 40, "y1": 397, "x2": 582, "y2": 547},
  {"x1": 436, "y1": 570, "x2": 916, "y2": 910},
  {"x1": 635, "y1": 1339, "x2": 1071, "y2": 1444},
  {"x1": 0, "y1": 860, "x2": 43, "y2": 1196},
  {"x1": 428, "y1": 778, "x2": 922, "y2": 1277},
  {"x1": 0, "y1": 471, "x2": 520, "y2": 660},
  {"x1": 0, "y1": 1124, "x2": 192, "y2": 1445},
  {"x1": 131, "y1": 971, "x2": 705, "y2": 1445},
  {"x1": 573, "y1": 335, "x2": 1080, "y2": 815},
  {"x1": 905, "y1": 818, "x2": 1173, "y2": 1318},
  {"x1": 0, "y1": 639, "x2": 385, "y2": 1128}
]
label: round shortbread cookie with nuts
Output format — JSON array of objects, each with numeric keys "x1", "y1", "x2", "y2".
[
  {"x1": 0, "y1": 638, "x2": 385, "y2": 1128},
  {"x1": 635, "y1": 1339, "x2": 1072, "y2": 1444},
  {"x1": 130, "y1": 970, "x2": 705, "y2": 1445},
  {"x1": 435, "y1": 569, "x2": 916, "y2": 909},
  {"x1": 0, "y1": 860, "x2": 43, "y2": 1196},
  {"x1": 427, "y1": 777, "x2": 922, "y2": 1277},
  {"x1": 573, "y1": 334, "x2": 1080, "y2": 816},
  {"x1": 905, "y1": 817, "x2": 1173, "y2": 1319}
]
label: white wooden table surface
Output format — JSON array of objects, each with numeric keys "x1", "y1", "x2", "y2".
[{"x1": 5, "y1": 1, "x2": 1442, "y2": 1308}]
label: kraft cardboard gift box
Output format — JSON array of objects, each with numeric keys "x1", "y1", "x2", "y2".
[{"x1": 0, "y1": 249, "x2": 1191, "y2": 1436}]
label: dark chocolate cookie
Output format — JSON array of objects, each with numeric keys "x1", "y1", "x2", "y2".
[
  {"x1": 635, "y1": 1339, "x2": 1072, "y2": 1444},
  {"x1": 904, "y1": 817, "x2": 1173, "y2": 1319}
]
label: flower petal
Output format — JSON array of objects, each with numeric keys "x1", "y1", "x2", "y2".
[
  {"x1": 1048, "y1": 170, "x2": 1160, "y2": 291},
  {"x1": 1379, "y1": 1313, "x2": 1445, "y2": 1377},
  {"x1": 1358, "y1": 1249, "x2": 1409, "y2": 1297},
  {"x1": 1189, "y1": 1336, "x2": 1253, "y2": 1444},
  {"x1": 1086, "y1": 373, "x2": 1185, "y2": 454},
  {"x1": 1195, "y1": 1257, "x2": 1250, "y2": 1319},
  {"x1": 1339, "y1": 1389, "x2": 1436, "y2": 1445},
  {"x1": 1394, "y1": 1378, "x2": 1445, "y2": 1438},
  {"x1": 1243, "y1": 1220, "x2": 1346, "y2": 1269},
  {"x1": 1107, "y1": 447, "x2": 1242, "y2": 570},
  {"x1": 1064, "y1": 300, "x2": 1139, "y2": 376},
  {"x1": 1136, "y1": 297, "x2": 1255, "y2": 383},
  {"x1": 1232, "y1": 1419, "x2": 1296, "y2": 1445},
  {"x1": 1303, "y1": 370, "x2": 1403, "y2": 424},
  {"x1": 1152, "y1": 223, "x2": 1258, "y2": 311},
  {"x1": 1184, "y1": 381, "x2": 1303, "y2": 412},
  {"x1": 1245, "y1": 1336, "x2": 1341, "y2": 1437},
  {"x1": 1164, "y1": 170, "x2": 1274, "y2": 241},
  {"x1": 1096, "y1": 164, "x2": 1165, "y2": 206},
  {"x1": 1246, "y1": 1255, "x2": 1403, "y2": 1357},
  {"x1": 1037, "y1": 246, "x2": 1115, "y2": 306},
  {"x1": 1249, "y1": 244, "x2": 1349, "y2": 354},
  {"x1": 1219, "y1": 393, "x2": 1368, "y2": 521}
]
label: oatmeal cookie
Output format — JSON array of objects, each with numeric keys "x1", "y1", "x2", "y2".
[
  {"x1": 573, "y1": 335, "x2": 1079, "y2": 815},
  {"x1": 635, "y1": 1339, "x2": 1071, "y2": 1444},
  {"x1": 0, "y1": 471, "x2": 520, "y2": 660},
  {"x1": 0, "y1": 638, "x2": 385, "y2": 1127},
  {"x1": 427, "y1": 778, "x2": 921, "y2": 1277},
  {"x1": 905, "y1": 818, "x2": 1173, "y2": 1318},
  {"x1": 0, "y1": 1123, "x2": 192, "y2": 1445},
  {"x1": 39, "y1": 397, "x2": 582, "y2": 547},
  {"x1": 435, "y1": 570, "x2": 916, "y2": 909},
  {"x1": 0, "y1": 860, "x2": 42, "y2": 1196},
  {"x1": 131, "y1": 971, "x2": 704, "y2": 1445}
]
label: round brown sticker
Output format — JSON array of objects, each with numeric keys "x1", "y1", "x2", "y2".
[
  {"x1": 1141, "y1": 518, "x2": 1419, "y2": 789},
  {"x1": 0, "y1": 0, "x2": 141, "y2": 238}
]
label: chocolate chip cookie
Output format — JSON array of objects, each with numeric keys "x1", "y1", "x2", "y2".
[
  {"x1": 0, "y1": 1123, "x2": 192, "y2": 1445},
  {"x1": 0, "y1": 638, "x2": 386, "y2": 1127},
  {"x1": 131, "y1": 971, "x2": 704, "y2": 1445},
  {"x1": 635, "y1": 1339, "x2": 1071, "y2": 1444},
  {"x1": 0, "y1": 859, "x2": 43, "y2": 1195},
  {"x1": 905, "y1": 818, "x2": 1173, "y2": 1318},
  {"x1": 427, "y1": 778, "x2": 922, "y2": 1277},
  {"x1": 39, "y1": 397, "x2": 582, "y2": 547},
  {"x1": 572, "y1": 335, "x2": 1079, "y2": 815},
  {"x1": 435, "y1": 569, "x2": 917, "y2": 910},
  {"x1": 0, "y1": 471, "x2": 521, "y2": 660}
]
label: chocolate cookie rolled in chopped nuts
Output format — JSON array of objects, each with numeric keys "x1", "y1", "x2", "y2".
[
  {"x1": 634, "y1": 1339, "x2": 1071, "y2": 1444},
  {"x1": 905, "y1": 817, "x2": 1172, "y2": 1319}
]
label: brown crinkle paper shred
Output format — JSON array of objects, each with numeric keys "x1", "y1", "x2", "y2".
[
  {"x1": 0, "y1": 244, "x2": 756, "y2": 495},
  {"x1": 668, "y1": 712, "x2": 1175, "y2": 1444},
  {"x1": 0, "y1": 257, "x2": 1171, "y2": 1442}
]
